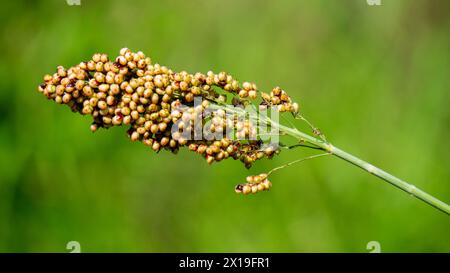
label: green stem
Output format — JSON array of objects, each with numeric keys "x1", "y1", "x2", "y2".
[
  {"x1": 207, "y1": 103, "x2": 450, "y2": 215},
  {"x1": 275, "y1": 123, "x2": 450, "y2": 215}
]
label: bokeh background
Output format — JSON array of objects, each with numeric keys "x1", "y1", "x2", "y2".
[{"x1": 0, "y1": 0, "x2": 449, "y2": 252}]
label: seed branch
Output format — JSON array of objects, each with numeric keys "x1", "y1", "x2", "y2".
[{"x1": 267, "y1": 153, "x2": 331, "y2": 176}]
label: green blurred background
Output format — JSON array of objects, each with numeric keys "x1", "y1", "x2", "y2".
[{"x1": 0, "y1": 0, "x2": 449, "y2": 252}]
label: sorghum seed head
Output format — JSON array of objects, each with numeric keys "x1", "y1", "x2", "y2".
[{"x1": 38, "y1": 48, "x2": 301, "y2": 194}]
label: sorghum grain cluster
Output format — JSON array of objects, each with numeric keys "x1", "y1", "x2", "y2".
[
  {"x1": 235, "y1": 173, "x2": 272, "y2": 195},
  {"x1": 38, "y1": 48, "x2": 300, "y2": 193}
]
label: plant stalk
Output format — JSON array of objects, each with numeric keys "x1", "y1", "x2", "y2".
[
  {"x1": 275, "y1": 123, "x2": 450, "y2": 215},
  {"x1": 208, "y1": 103, "x2": 450, "y2": 215}
]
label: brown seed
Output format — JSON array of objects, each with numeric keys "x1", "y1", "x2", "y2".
[{"x1": 235, "y1": 184, "x2": 244, "y2": 194}]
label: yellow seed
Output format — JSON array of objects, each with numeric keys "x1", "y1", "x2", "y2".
[
  {"x1": 119, "y1": 48, "x2": 129, "y2": 56},
  {"x1": 197, "y1": 145, "x2": 207, "y2": 154},
  {"x1": 277, "y1": 104, "x2": 286, "y2": 112},
  {"x1": 121, "y1": 107, "x2": 131, "y2": 116},
  {"x1": 158, "y1": 122, "x2": 167, "y2": 132},
  {"x1": 129, "y1": 131, "x2": 139, "y2": 141},
  {"x1": 178, "y1": 138, "x2": 187, "y2": 145},
  {"x1": 248, "y1": 90, "x2": 257, "y2": 99},
  {"x1": 54, "y1": 96, "x2": 62, "y2": 104},
  {"x1": 95, "y1": 62, "x2": 103, "y2": 72},
  {"x1": 121, "y1": 114, "x2": 131, "y2": 123},
  {"x1": 92, "y1": 53, "x2": 101, "y2": 63},
  {"x1": 90, "y1": 124, "x2": 98, "y2": 132},
  {"x1": 99, "y1": 84, "x2": 109, "y2": 92},
  {"x1": 254, "y1": 175, "x2": 262, "y2": 183},
  {"x1": 238, "y1": 90, "x2": 248, "y2": 98},
  {"x1": 242, "y1": 185, "x2": 251, "y2": 195},
  {"x1": 185, "y1": 93, "x2": 194, "y2": 102},
  {"x1": 131, "y1": 110, "x2": 139, "y2": 120},
  {"x1": 257, "y1": 184, "x2": 265, "y2": 192},
  {"x1": 206, "y1": 156, "x2": 214, "y2": 165},
  {"x1": 262, "y1": 179, "x2": 271, "y2": 190},
  {"x1": 272, "y1": 86, "x2": 281, "y2": 96},
  {"x1": 62, "y1": 93, "x2": 71, "y2": 103},
  {"x1": 292, "y1": 102, "x2": 299, "y2": 113},
  {"x1": 106, "y1": 96, "x2": 115, "y2": 105},
  {"x1": 169, "y1": 139, "x2": 177, "y2": 148},
  {"x1": 152, "y1": 142, "x2": 160, "y2": 151},
  {"x1": 242, "y1": 82, "x2": 252, "y2": 91},
  {"x1": 218, "y1": 72, "x2": 227, "y2": 82},
  {"x1": 150, "y1": 124, "x2": 159, "y2": 134},
  {"x1": 97, "y1": 100, "x2": 107, "y2": 110}
]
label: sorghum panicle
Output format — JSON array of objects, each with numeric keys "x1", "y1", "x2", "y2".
[{"x1": 38, "y1": 48, "x2": 299, "y2": 194}]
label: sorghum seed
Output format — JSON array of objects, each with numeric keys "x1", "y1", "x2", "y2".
[
  {"x1": 242, "y1": 185, "x2": 251, "y2": 195},
  {"x1": 248, "y1": 90, "x2": 257, "y2": 99},
  {"x1": 243, "y1": 82, "x2": 252, "y2": 91},
  {"x1": 257, "y1": 184, "x2": 265, "y2": 191},
  {"x1": 90, "y1": 124, "x2": 98, "y2": 132},
  {"x1": 97, "y1": 100, "x2": 107, "y2": 110}
]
